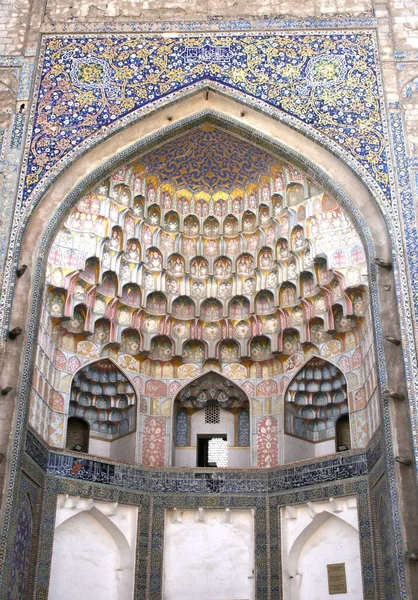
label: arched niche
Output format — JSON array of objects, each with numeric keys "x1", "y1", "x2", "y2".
[
  {"x1": 68, "y1": 359, "x2": 138, "y2": 463},
  {"x1": 172, "y1": 372, "x2": 251, "y2": 468},
  {"x1": 49, "y1": 511, "x2": 120, "y2": 600},
  {"x1": 26, "y1": 109, "x2": 383, "y2": 473},
  {"x1": 282, "y1": 503, "x2": 363, "y2": 600},
  {"x1": 48, "y1": 501, "x2": 136, "y2": 600},
  {"x1": 283, "y1": 357, "x2": 350, "y2": 463},
  {"x1": 336, "y1": 414, "x2": 351, "y2": 452},
  {"x1": 65, "y1": 417, "x2": 89, "y2": 453},
  {"x1": 8, "y1": 91, "x2": 401, "y2": 484}
]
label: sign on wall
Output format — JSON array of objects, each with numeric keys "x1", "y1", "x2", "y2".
[{"x1": 327, "y1": 563, "x2": 348, "y2": 595}]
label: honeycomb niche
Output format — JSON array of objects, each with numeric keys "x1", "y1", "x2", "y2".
[
  {"x1": 284, "y1": 357, "x2": 349, "y2": 462},
  {"x1": 30, "y1": 121, "x2": 378, "y2": 466}
]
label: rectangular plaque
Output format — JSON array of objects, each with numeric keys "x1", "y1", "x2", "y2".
[{"x1": 327, "y1": 563, "x2": 347, "y2": 595}]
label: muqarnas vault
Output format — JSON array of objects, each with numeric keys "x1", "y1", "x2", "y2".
[{"x1": 0, "y1": 15, "x2": 417, "y2": 600}]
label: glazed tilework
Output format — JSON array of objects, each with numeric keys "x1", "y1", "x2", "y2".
[
  {"x1": 23, "y1": 427, "x2": 375, "y2": 493},
  {"x1": 371, "y1": 474, "x2": 400, "y2": 599},
  {"x1": 3, "y1": 470, "x2": 42, "y2": 600},
  {"x1": 238, "y1": 409, "x2": 250, "y2": 446},
  {"x1": 43, "y1": 16, "x2": 377, "y2": 35},
  {"x1": 7, "y1": 496, "x2": 33, "y2": 599},
  {"x1": 0, "y1": 57, "x2": 35, "y2": 280},
  {"x1": 24, "y1": 31, "x2": 389, "y2": 203},
  {"x1": 388, "y1": 113, "x2": 418, "y2": 462},
  {"x1": 17, "y1": 63, "x2": 34, "y2": 101},
  {"x1": 25, "y1": 459, "x2": 377, "y2": 600},
  {"x1": 138, "y1": 124, "x2": 277, "y2": 192},
  {"x1": 9, "y1": 114, "x2": 26, "y2": 151},
  {"x1": 383, "y1": 110, "x2": 418, "y2": 600},
  {"x1": 0, "y1": 19, "x2": 417, "y2": 600}
]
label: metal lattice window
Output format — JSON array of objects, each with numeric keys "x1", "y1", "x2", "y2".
[{"x1": 205, "y1": 401, "x2": 220, "y2": 424}]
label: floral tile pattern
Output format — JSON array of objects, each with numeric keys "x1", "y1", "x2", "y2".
[
  {"x1": 26, "y1": 32, "x2": 387, "y2": 203},
  {"x1": 142, "y1": 417, "x2": 166, "y2": 467},
  {"x1": 257, "y1": 416, "x2": 279, "y2": 468}
]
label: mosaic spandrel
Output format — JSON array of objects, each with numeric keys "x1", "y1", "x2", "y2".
[{"x1": 27, "y1": 32, "x2": 387, "y2": 202}]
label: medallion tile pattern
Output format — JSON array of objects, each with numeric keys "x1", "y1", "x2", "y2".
[
  {"x1": 26, "y1": 32, "x2": 387, "y2": 203},
  {"x1": 4, "y1": 472, "x2": 41, "y2": 600}
]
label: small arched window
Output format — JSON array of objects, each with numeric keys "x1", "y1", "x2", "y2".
[
  {"x1": 66, "y1": 417, "x2": 89, "y2": 453},
  {"x1": 336, "y1": 414, "x2": 351, "y2": 452}
]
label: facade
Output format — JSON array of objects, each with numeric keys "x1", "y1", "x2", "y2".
[{"x1": 0, "y1": 1, "x2": 417, "y2": 599}]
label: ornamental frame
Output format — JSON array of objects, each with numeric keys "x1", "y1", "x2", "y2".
[
  {"x1": 0, "y1": 25, "x2": 415, "y2": 600},
  {"x1": 28, "y1": 470, "x2": 376, "y2": 599}
]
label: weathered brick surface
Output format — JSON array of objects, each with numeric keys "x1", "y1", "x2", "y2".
[{"x1": 42, "y1": 0, "x2": 373, "y2": 22}]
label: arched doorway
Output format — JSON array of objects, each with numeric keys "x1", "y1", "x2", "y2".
[{"x1": 173, "y1": 373, "x2": 250, "y2": 468}]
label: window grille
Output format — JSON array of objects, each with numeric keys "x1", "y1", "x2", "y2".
[{"x1": 205, "y1": 401, "x2": 220, "y2": 424}]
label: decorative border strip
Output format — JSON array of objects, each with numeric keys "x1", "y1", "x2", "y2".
[
  {"x1": 27, "y1": 426, "x2": 383, "y2": 493},
  {"x1": 42, "y1": 447, "x2": 369, "y2": 494},
  {"x1": 40, "y1": 15, "x2": 378, "y2": 34}
]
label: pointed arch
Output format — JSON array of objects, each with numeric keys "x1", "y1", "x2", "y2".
[
  {"x1": 15, "y1": 104, "x2": 388, "y2": 471},
  {"x1": 284, "y1": 509, "x2": 363, "y2": 600},
  {"x1": 283, "y1": 356, "x2": 349, "y2": 463},
  {"x1": 68, "y1": 357, "x2": 138, "y2": 462},
  {"x1": 48, "y1": 507, "x2": 135, "y2": 600},
  {"x1": 287, "y1": 510, "x2": 359, "y2": 576},
  {"x1": 3, "y1": 93, "x2": 395, "y2": 474},
  {"x1": 172, "y1": 371, "x2": 251, "y2": 468}
]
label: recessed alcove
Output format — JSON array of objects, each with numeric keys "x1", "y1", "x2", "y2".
[
  {"x1": 173, "y1": 373, "x2": 250, "y2": 468},
  {"x1": 48, "y1": 495, "x2": 138, "y2": 600},
  {"x1": 66, "y1": 359, "x2": 137, "y2": 462},
  {"x1": 163, "y1": 508, "x2": 255, "y2": 600},
  {"x1": 28, "y1": 119, "x2": 379, "y2": 472},
  {"x1": 284, "y1": 357, "x2": 350, "y2": 462}
]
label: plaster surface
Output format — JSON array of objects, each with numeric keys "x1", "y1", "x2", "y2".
[
  {"x1": 48, "y1": 495, "x2": 137, "y2": 600},
  {"x1": 163, "y1": 508, "x2": 255, "y2": 600},
  {"x1": 282, "y1": 497, "x2": 362, "y2": 600}
]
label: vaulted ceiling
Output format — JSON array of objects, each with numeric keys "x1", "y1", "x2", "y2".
[{"x1": 44, "y1": 122, "x2": 368, "y2": 373}]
